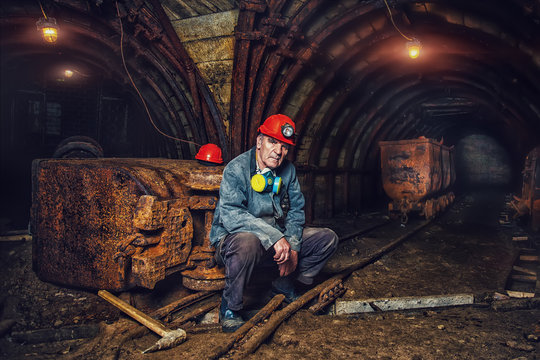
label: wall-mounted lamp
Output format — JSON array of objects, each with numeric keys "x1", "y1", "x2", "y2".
[
  {"x1": 36, "y1": 1, "x2": 58, "y2": 43},
  {"x1": 62, "y1": 68, "x2": 89, "y2": 79},
  {"x1": 406, "y1": 38, "x2": 422, "y2": 59},
  {"x1": 383, "y1": 0, "x2": 420, "y2": 59}
]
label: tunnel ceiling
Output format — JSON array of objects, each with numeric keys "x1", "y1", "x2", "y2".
[
  {"x1": 1, "y1": 0, "x2": 540, "y2": 171},
  {"x1": 228, "y1": 0, "x2": 540, "y2": 173}
]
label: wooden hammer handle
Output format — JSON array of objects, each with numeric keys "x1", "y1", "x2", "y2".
[{"x1": 98, "y1": 290, "x2": 168, "y2": 336}]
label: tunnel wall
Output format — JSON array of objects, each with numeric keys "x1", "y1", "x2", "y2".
[{"x1": 455, "y1": 134, "x2": 514, "y2": 188}]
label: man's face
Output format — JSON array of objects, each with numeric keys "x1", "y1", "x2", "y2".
[{"x1": 256, "y1": 134, "x2": 290, "y2": 170}]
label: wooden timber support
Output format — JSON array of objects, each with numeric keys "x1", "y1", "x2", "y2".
[
  {"x1": 262, "y1": 16, "x2": 288, "y2": 27},
  {"x1": 297, "y1": 165, "x2": 373, "y2": 221},
  {"x1": 230, "y1": 0, "x2": 267, "y2": 156},
  {"x1": 207, "y1": 294, "x2": 285, "y2": 360},
  {"x1": 239, "y1": 0, "x2": 267, "y2": 13},
  {"x1": 235, "y1": 31, "x2": 279, "y2": 45},
  {"x1": 326, "y1": 172, "x2": 335, "y2": 219},
  {"x1": 168, "y1": 299, "x2": 220, "y2": 327},
  {"x1": 152, "y1": 291, "x2": 214, "y2": 320}
]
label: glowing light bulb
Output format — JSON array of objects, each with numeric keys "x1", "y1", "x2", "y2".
[
  {"x1": 42, "y1": 27, "x2": 58, "y2": 43},
  {"x1": 36, "y1": 17, "x2": 58, "y2": 43},
  {"x1": 407, "y1": 38, "x2": 421, "y2": 59},
  {"x1": 64, "y1": 70, "x2": 74, "y2": 78}
]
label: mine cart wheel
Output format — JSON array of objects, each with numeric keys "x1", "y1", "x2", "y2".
[
  {"x1": 424, "y1": 199, "x2": 434, "y2": 219},
  {"x1": 438, "y1": 196, "x2": 447, "y2": 211},
  {"x1": 400, "y1": 212, "x2": 408, "y2": 224},
  {"x1": 53, "y1": 135, "x2": 104, "y2": 158}
]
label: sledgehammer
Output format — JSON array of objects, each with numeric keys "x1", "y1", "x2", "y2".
[{"x1": 98, "y1": 290, "x2": 186, "y2": 353}]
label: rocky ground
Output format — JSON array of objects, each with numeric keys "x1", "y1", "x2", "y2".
[{"x1": 1, "y1": 190, "x2": 539, "y2": 359}]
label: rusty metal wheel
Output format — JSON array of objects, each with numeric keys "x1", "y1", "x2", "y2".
[{"x1": 424, "y1": 199, "x2": 434, "y2": 219}]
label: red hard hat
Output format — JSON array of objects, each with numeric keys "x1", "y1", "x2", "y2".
[
  {"x1": 257, "y1": 114, "x2": 296, "y2": 146},
  {"x1": 195, "y1": 143, "x2": 223, "y2": 164}
]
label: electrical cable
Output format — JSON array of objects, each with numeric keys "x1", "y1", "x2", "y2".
[
  {"x1": 37, "y1": 0, "x2": 48, "y2": 19},
  {"x1": 115, "y1": 1, "x2": 200, "y2": 147},
  {"x1": 382, "y1": 0, "x2": 413, "y2": 41}
]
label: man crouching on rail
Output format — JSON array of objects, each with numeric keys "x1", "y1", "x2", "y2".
[{"x1": 210, "y1": 114, "x2": 339, "y2": 332}]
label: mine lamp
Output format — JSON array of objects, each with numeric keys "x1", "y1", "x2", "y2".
[
  {"x1": 64, "y1": 69, "x2": 74, "y2": 78},
  {"x1": 407, "y1": 38, "x2": 421, "y2": 59},
  {"x1": 382, "y1": 0, "x2": 422, "y2": 59},
  {"x1": 36, "y1": 16, "x2": 58, "y2": 43}
]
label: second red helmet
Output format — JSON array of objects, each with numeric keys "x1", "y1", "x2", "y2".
[{"x1": 195, "y1": 143, "x2": 223, "y2": 164}]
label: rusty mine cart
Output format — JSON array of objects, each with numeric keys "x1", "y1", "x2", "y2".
[
  {"x1": 379, "y1": 137, "x2": 456, "y2": 223},
  {"x1": 31, "y1": 158, "x2": 225, "y2": 292}
]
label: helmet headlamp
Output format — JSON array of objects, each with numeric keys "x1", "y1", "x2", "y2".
[
  {"x1": 281, "y1": 123, "x2": 294, "y2": 139},
  {"x1": 257, "y1": 114, "x2": 296, "y2": 145}
]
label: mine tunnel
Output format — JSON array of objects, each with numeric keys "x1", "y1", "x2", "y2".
[{"x1": 1, "y1": 1, "x2": 539, "y2": 359}]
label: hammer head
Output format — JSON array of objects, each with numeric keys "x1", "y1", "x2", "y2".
[{"x1": 142, "y1": 328, "x2": 187, "y2": 354}]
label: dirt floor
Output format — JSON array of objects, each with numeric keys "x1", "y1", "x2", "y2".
[{"x1": 1, "y1": 190, "x2": 539, "y2": 359}]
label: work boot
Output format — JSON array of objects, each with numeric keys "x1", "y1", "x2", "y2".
[
  {"x1": 271, "y1": 276, "x2": 299, "y2": 304},
  {"x1": 219, "y1": 299, "x2": 245, "y2": 333}
]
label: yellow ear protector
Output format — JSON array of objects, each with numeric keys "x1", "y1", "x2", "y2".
[{"x1": 251, "y1": 172, "x2": 282, "y2": 194}]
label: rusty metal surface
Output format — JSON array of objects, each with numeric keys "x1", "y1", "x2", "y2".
[
  {"x1": 379, "y1": 137, "x2": 455, "y2": 221},
  {"x1": 31, "y1": 158, "x2": 225, "y2": 291},
  {"x1": 441, "y1": 145, "x2": 456, "y2": 189},
  {"x1": 512, "y1": 146, "x2": 540, "y2": 231},
  {"x1": 181, "y1": 208, "x2": 226, "y2": 290},
  {"x1": 379, "y1": 137, "x2": 443, "y2": 202}
]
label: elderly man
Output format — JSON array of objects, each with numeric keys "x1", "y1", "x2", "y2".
[{"x1": 210, "y1": 114, "x2": 338, "y2": 332}]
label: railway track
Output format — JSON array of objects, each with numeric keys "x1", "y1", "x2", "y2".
[
  {"x1": 323, "y1": 216, "x2": 433, "y2": 275},
  {"x1": 500, "y1": 195, "x2": 540, "y2": 298}
]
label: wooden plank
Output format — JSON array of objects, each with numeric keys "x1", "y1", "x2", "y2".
[
  {"x1": 520, "y1": 255, "x2": 539, "y2": 262},
  {"x1": 334, "y1": 294, "x2": 475, "y2": 315},
  {"x1": 491, "y1": 297, "x2": 540, "y2": 311},
  {"x1": 513, "y1": 265, "x2": 537, "y2": 276},
  {"x1": 505, "y1": 290, "x2": 535, "y2": 298},
  {"x1": 1, "y1": 229, "x2": 28, "y2": 235},
  {"x1": 0, "y1": 234, "x2": 31, "y2": 242},
  {"x1": 511, "y1": 274, "x2": 537, "y2": 283}
]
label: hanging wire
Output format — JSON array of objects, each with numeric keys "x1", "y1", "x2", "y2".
[
  {"x1": 382, "y1": 0, "x2": 413, "y2": 41},
  {"x1": 37, "y1": 0, "x2": 48, "y2": 19},
  {"x1": 115, "y1": 1, "x2": 200, "y2": 147}
]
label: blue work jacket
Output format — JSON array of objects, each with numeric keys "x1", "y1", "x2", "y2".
[{"x1": 209, "y1": 146, "x2": 305, "y2": 251}]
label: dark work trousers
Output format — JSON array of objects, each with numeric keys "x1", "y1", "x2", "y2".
[{"x1": 216, "y1": 227, "x2": 339, "y2": 312}]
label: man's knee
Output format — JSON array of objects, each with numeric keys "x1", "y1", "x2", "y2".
[
  {"x1": 303, "y1": 227, "x2": 339, "y2": 251},
  {"x1": 301, "y1": 227, "x2": 339, "y2": 258},
  {"x1": 319, "y1": 228, "x2": 339, "y2": 253},
  {"x1": 225, "y1": 232, "x2": 263, "y2": 263}
]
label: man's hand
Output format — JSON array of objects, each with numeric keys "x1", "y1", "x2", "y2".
[
  {"x1": 278, "y1": 249, "x2": 298, "y2": 276},
  {"x1": 273, "y1": 237, "x2": 291, "y2": 265}
]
